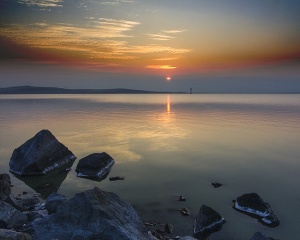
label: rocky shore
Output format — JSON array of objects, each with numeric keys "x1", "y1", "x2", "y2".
[{"x1": 0, "y1": 130, "x2": 280, "y2": 240}]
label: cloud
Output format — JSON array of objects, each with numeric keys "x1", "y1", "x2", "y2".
[
  {"x1": 147, "y1": 34, "x2": 174, "y2": 41},
  {"x1": 0, "y1": 21, "x2": 191, "y2": 69},
  {"x1": 100, "y1": 0, "x2": 135, "y2": 6},
  {"x1": 17, "y1": 0, "x2": 63, "y2": 8},
  {"x1": 146, "y1": 65, "x2": 177, "y2": 70}
]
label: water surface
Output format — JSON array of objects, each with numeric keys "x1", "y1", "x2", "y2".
[{"x1": 0, "y1": 94, "x2": 300, "y2": 239}]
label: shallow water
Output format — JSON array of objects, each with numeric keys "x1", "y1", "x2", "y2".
[{"x1": 0, "y1": 94, "x2": 300, "y2": 239}]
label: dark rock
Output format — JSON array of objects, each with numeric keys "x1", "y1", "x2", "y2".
[
  {"x1": 14, "y1": 162, "x2": 74, "y2": 199},
  {"x1": 177, "y1": 195, "x2": 186, "y2": 201},
  {"x1": 0, "y1": 229, "x2": 32, "y2": 240},
  {"x1": 18, "y1": 196, "x2": 41, "y2": 211},
  {"x1": 0, "y1": 174, "x2": 11, "y2": 201},
  {"x1": 9, "y1": 130, "x2": 76, "y2": 176},
  {"x1": 32, "y1": 187, "x2": 155, "y2": 240},
  {"x1": 179, "y1": 208, "x2": 190, "y2": 216},
  {"x1": 0, "y1": 201, "x2": 28, "y2": 229},
  {"x1": 75, "y1": 152, "x2": 115, "y2": 179},
  {"x1": 193, "y1": 205, "x2": 225, "y2": 240},
  {"x1": 211, "y1": 182, "x2": 222, "y2": 188},
  {"x1": 249, "y1": 232, "x2": 277, "y2": 240},
  {"x1": 165, "y1": 223, "x2": 173, "y2": 234},
  {"x1": 109, "y1": 176, "x2": 125, "y2": 181},
  {"x1": 233, "y1": 193, "x2": 280, "y2": 227},
  {"x1": 45, "y1": 192, "x2": 67, "y2": 214}
]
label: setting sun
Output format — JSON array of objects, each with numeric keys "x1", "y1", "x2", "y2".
[{"x1": 166, "y1": 77, "x2": 171, "y2": 81}]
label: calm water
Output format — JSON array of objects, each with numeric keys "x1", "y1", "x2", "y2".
[{"x1": 0, "y1": 94, "x2": 300, "y2": 240}]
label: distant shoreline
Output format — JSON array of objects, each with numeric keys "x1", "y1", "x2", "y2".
[{"x1": 0, "y1": 86, "x2": 299, "y2": 94}]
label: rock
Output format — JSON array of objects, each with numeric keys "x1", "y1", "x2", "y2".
[
  {"x1": 180, "y1": 237, "x2": 198, "y2": 240},
  {"x1": 249, "y1": 232, "x2": 276, "y2": 240},
  {"x1": 211, "y1": 182, "x2": 222, "y2": 188},
  {"x1": 0, "y1": 229, "x2": 32, "y2": 240},
  {"x1": 9, "y1": 130, "x2": 76, "y2": 176},
  {"x1": 0, "y1": 201, "x2": 28, "y2": 229},
  {"x1": 75, "y1": 152, "x2": 115, "y2": 179},
  {"x1": 177, "y1": 195, "x2": 186, "y2": 201},
  {"x1": 0, "y1": 174, "x2": 11, "y2": 201},
  {"x1": 233, "y1": 193, "x2": 280, "y2": 227},
  {"x1": 32, "y1": 187, "x2": 155, "y2": 240},
  {"x1": 164, "y1": 223, "x2": 173, "y2": 234},
  {"x1": 179, "y1": 208, "x2": 190, "y2": 216},
  {"x1": 18, "y1": 195, "x2": 41, "y2": 211},
  {"x1": 109, "y1": 176, "x2": 125, "y2": 181},
  {"x1": 45, "y1": 192, "x2": 67, "y2": 214},
  {"x1": 193, "y1": 205, "x2": 225, "y2": 240}
]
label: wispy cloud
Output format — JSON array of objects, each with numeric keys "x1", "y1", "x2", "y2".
[
  {"x1": 147, "y1": 34, "x2": 174, "y2": 41},
  {"x1": 146, "y1": 65, "x2": 177, "y2": 70},
  {"x1": 17, "y1": 0, "x2": 63, "y2": 8},
  {"x1": 148, "y1": 29, "x2": 186, "y2": 41},
  {"x1": 0, "y1": 21, "x2": 191, "y2": 69},
  {"x1": 100, "y1": 0, "x2": 135, "y2": 6}
]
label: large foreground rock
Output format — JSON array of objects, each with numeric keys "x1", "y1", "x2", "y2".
[
  {"x1": 45, "y1": 192, "x2": 67, "y2": 214},
  {"x1": 75, "y1": 152, "x2": 115, "y2": 179},
  {"x1": 193, "y1": 205, "x2": 225, "y2": 240},
  {"x1": 0, "y1": 229, "x2": 32, "y2": 240},
  {"x1": 33, "y1": 187, "x2": 155, "y2": 240},
  {"x1": 0, "y1": 174, "x2": 11, "y2": 201},
  {"x1": 9, "y1": 130, "x2": 76, "y2": 176},
  {"x1": 0, "y1": 201, "x2": 28, "y2": 229},
  {"x1": 233, "y1": 193, "x2": 280, "y2": 227}
]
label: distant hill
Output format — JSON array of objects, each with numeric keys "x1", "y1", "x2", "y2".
[{"x1": 0, "y1": 86, "x2": 186, "y2": 94}]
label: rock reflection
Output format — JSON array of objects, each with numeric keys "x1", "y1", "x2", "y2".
[{"x1": 13, "y1": 161, "x2": 74, "y2": 199}]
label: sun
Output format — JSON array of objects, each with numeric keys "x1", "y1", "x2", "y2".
[{"x1": 166, "y1": 76, "x2": 171, "y2": 81}]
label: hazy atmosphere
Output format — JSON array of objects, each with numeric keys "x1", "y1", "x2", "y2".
[{"x1": 1, "y1": 0, "x2": 299, "y2": 92}]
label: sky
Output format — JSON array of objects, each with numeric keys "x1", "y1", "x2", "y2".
[{"x1": 0, "y1": 0, "x2": 300, "y2": 92}]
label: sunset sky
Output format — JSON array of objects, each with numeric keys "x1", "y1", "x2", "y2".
[{"x1": 0, "y1": 0, "x2": 299, "y2": 92}]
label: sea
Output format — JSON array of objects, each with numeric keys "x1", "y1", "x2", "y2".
[{"x1": 0, "y1": 94, "x2": 299, "y2": 240}]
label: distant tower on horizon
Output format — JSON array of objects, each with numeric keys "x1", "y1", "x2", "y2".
[{"x1": 190, "y1": 87, "x2": 192, "y2": 94}]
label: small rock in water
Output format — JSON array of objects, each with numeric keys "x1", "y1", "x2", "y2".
[
  {"x1": 76, "y1": 152, "x2": 115, "y2": 179},
  {"x1": 165, "y1": 223, "x2": 173, "y2": 234},
  {"x1": 179, "y1": 207, "x2": 190, "y2": 216},
  {"x1": 233, "y1": 193, "x2": 280, "y2": 227},
  {"x1": 177, "y1": 195, "x2": 186, "y2": 201},
  {"x1": 109, "y1": 176, "x2": 125, "y2": 181},
  {"x1": 211, "y1": 182, "x2": 222, "y2": 188}
]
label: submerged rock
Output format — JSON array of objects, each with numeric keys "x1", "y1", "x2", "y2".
[
  {"x1": 233, "y1": 193, "x2": 280, "y2": 227},
  {"x1": 211, "y1": 182, "x2": 222, "y2": 188},
  {"x1": 75, "y1": 152, "x2": 115, "y2": 179},
  {"x1": 249, "y1": 232, "x2": 276, "y2": 240},
  {"x1": 109, "y1": 176, "x2": 125, "y2": 181},
  {"x1": 9, "y1": 130, "x2": 76, "y2": 176},
  {"x1": 193, "y1": 205, "x2": 225, "y2": 240},
  {"x1": 32, "y1": 187, "x2": 155, "y2": 240}
]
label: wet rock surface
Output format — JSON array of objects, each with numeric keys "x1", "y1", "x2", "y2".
[
  {"x1": 0, "y1": 201, "x2": 28, "y2": 229},
  {"x1": 45, "y1": 192, "x2": 67, "y2": 214},
  {"x1": 75, "y1": 152, "x2": 115, "y2": 179},
  {"x1": 0, "y1": 229, "x2": 32, "y2": 240},
  {"x1": 193, "y1": 205, "x2": 225, "y2": 240},
  {"x1": 9, "y1": 130, "x2": 76, "y2": 176},
  {"x1": 0, "y1": 174, "x2": 11, "y2": 201},
  {"x1": 233, "y1": 193, "x2": 280, "y2": 227},
  {"x1": 32, "y1": 187, "x2": 155, "y2": 240}
]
